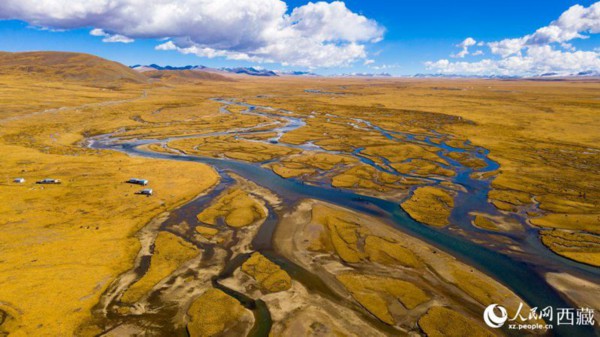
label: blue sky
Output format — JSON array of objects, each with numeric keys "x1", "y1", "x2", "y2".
[{"x1": 0, "y1": 0, "x2": 598, "y2": 75}]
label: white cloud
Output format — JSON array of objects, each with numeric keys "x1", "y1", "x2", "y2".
[
  {"x1": 426, "y1": 45, "x2": 600, "y2": 75},
  {"x1": 527, "y1": 3, "x2": 600, "y2": 45},
  {"x1": 427, "y1": 2, "x2": 600, "y2": 75},
  {"x1": 488, "y1": 2, "x2": 600, "y2": 57},
  {"x1": 363, "y1": 59, "x2": 375, "y2": 65},
  {"x1": 0, "y1": 0, "x2": 383, "y2": 67},
  {"x1": 487, "y1": 37, "x2": 527, "y2": 58},
  {"x1": 90, "y1": 28, "x2": 134, "y2": 43},
  {"x1": 452, "y1": 37, "x2": 476, "y2": 58}
]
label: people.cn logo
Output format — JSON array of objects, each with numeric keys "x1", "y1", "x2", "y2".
[{"x1": 484, "y1": 304, "x2": 508, "y2": 328}]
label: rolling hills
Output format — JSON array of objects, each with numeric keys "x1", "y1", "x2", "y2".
[{"x1": 0, "y1": 51, "x2": 148, "y2": 85}]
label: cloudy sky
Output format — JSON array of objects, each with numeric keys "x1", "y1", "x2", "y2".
[{"x1": 0, "y1": 0, "x2": 598, "y2": 75}]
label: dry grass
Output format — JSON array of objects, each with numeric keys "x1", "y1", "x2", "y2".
[
  {"x1": 0, "y1": 51, "x2": 147, "y2": 87},
  {"x1": 332, "y1": 165, "x2": 405, "y2": 192},
  {"x1": 540, "y1": 230, "x2": 600, "y2": 267},
  {"x1": 363, "y1": 236, "x2": 421, "y2": 268},
  {"x1": 418, "y1": 306, "x2": 495, "y2": 337},
  {"x1": 195, "y1": 225, "x2": 219, "y2": 239},
  {"x1": 0, "y1": 145, "x2": 217, "y2": 336},
  {"x1": 241, "y1": 252, "x2": 292, "y2": 293},
  {"x1": 310, "y1": 204, "x2": 420, "y2": 268},
  {"x1": 169, "y1": 135, "x2": 299, "y2": 163},
  {"x1": 269, "y1": 152, "x2": 357, "y2": 178},
  {"x1": 401, "y1": 186, "x2": 454, "y2": 227},
  {"x1": 337, "y1": 273, "x2": 429, "y2": 325},
  {"x1": 245, "y1": 78, "x2": 600, "y2": 253},
  {"x1": 530, "y1": 213, "x2": 600, "y2": 233},
  {"x1": 121, "y1": 232, "x2": 199, "y2": 303},
  {"x1": 362, "y1": 143, "x2": 443, "y2": 165},
  {"x1": 197, "y1": 188, "x2": 266, "y2": 227},
  {"x1": 393, "y1": 159, "x2": 454, "y2": 177},
  {"x1": 1, "y1": 66, "x2": 599, "y2": 335},
  {"x1": 472, "y1": 215, "x2": 499, "y2": 231},
  {"x1": 186, "y1": 288, "x2": 251, "y2": 337},
  {"x1": 280, "y1": 200, "x2": 540, "y2": 333},
  {"x1": 445, "y1": 151, "x2": 487, "y2": 169},
  {"x1": 0, "y1": 70, "x2": 222, "y2": 335},
  {"x1": 309, "y1": 204, "x2": 369, "y2": 263}
]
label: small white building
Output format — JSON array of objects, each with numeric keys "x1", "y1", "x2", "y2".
[
  {"x1": 13, "y1": 178, "x2": 25, "y2": 183},
  {"x1": 137, "y1": 188, "x2": 153, "y2": 196},
  {"x1": 127, "y1": 178, "x2": 149, "y2": 186},
  {"x1": 37, "y1": 178, "x2": 61, "y2": 184}
]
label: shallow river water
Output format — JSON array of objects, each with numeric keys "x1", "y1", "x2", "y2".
[{"x1": 89, "y1": 99, "x2": 599, "y2": 337}]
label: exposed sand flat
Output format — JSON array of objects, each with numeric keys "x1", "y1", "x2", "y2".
[
  {"x1": 273, "y1": 199, "x2": 537, "y2": 335},
  {"x1": 546, "y1": 273, "x2": 600, "y2": 310}
]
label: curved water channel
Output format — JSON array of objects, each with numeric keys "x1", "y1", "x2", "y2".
[{"x1": 89, "y1": 98, "x2": 599, "y2": 337}]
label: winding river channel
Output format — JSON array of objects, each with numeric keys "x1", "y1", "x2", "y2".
[{"x1": 88, "y1": 98, "x2": 599, "y2": 337}]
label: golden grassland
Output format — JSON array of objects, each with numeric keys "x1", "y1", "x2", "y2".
[
  {"x1": 121, "y1": 231, "x2": 199, "y2": 303},
  {"x1": 238, "y1": 78, "x2": 598, "y2": 265},
  {"x1": 195, "y1": 225, "x2": 220, "y2": 238},
  {"x1": 268, "y1": 152, "x2": 357, "y2": 178},
  {"x1": 309, "y1": 203, "x2": 506, "y2": 306},
  {"x1": 393, "y1": 158, "x2": 455, "y2": 177},
  {"x1": 0, "y1": 75, "x2": 140, "y2": 121},
  {"x1": 363, "y1": 236, "x2": 422, "y2": 269},
  {"x1": 1, "y1": 61, "x2": 599, "y2": 335},
  {"x1": 0, "y1": 143, "x2": 218, "y2": 336},
  {"x1": 241, "y1": 252, "x2": 292, "y2": 293},
  {"x1": 168, "y1": 135, "x2": 299, "y2": 162},
  {"x1": 418, "y1": 306, "x2": 495, "y2": 337},
  {"x1": 279, "y1": 200, "x2": 533, "y2": 334},
  {"x1": 186, "y1": 288, "x2": 252, "y2": 337},
  {"x1": 362, "y1": 143, "x2": 443, "y2": 165},
  {"x1": 0, "y1": 75, "x2": 223, "y2": 336},
  {"x1": 472, "y1": 214, "x2": 500, "y2": 231},
  {"x1": 445, "y1": 151, "x2": 487, "y2": 170},
  {"x1": 197, "y1": 188, "x2": 266, "y2": 227},
  {"x1": 336, "y1": 273, "x2": 430, "y2": 325},
  {"x1": 401, "y1": 186, "x2": 455, "y2": 227},
  {"x1": 540, "y1": 230, "x2": 600, "y2": 267},
  {"x1": 331, "y1": 164, "x2": 406, "y2": 192},
  {"x1": 0, "y1": 51, "x2": 147, "y2": 86}
]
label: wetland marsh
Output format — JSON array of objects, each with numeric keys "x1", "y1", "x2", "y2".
[{"x1": 1, "y1": 70, "x2": 599, "y2": 337}]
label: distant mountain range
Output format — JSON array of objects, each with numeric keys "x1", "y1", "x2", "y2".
[
  {"x1": 130, "y1": 64, "x2": 207, "y2": 72},
  {"x1": 130, "y1": 64, "x2": 325, "y2": 77},
  {"x1": 132, "y1": 64, "x2": 600, "y2": 79},
  {"x1": 131, "y1": 64, "x2": 278, "y2": 77},
  {"x1": 413, "y1": 73, "x2": 521, "y2": 79},
  {"x1": 221, "y1": 67, "x2": 277, "y2": 76},
  {"x1": 335, "y1": 72, "x2": 392, "y2": 77},
  {"x1": 3, "y1": 52, "x2": 597, "y2": 85}
]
